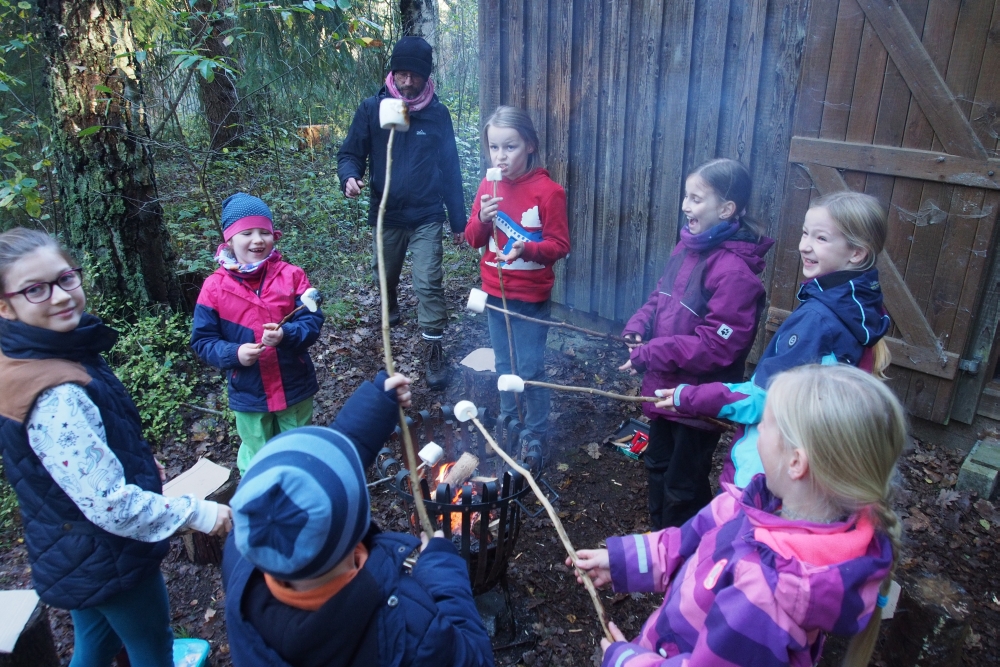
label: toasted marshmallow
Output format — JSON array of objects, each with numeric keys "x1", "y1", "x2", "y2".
[
  {"x1": 379, "y1": 98, "x2": 410, "y2": 131},
  {"x1": 300, "y1": 287, "x2": 322, "y2": 312},
  {"x1": 486, "y1": 167, "x2": 503, "y2": 182}
]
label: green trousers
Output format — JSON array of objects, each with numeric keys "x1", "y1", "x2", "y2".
[{"x1": 234, "y1": 396, "x2": 314, "y2": 475}]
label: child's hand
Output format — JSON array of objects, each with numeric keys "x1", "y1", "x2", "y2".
[
  {"x1": 261, "y1": 323, "x2": 284, "y2": 347},
  {"x1": 654, "y1": 388, "x2": 676, "y2": 410},
  {"x1": 384, "y1": 373, "x2": 412, "y2": 408},
  {"x1": 478, "y1": 193, "x2": 502, "y2": 223},
  {"x1": 238, "y1": 343, "x2": 263, "y2": 366},
  {"x1": 601, "y1": 622, "x2": 628, "y2": 655},
  {"x1": 155, "y1": 459, "x2": 166, "y2": 483},
  {"x1": 496, "y1": 240, "x2": 525, "y2": 263},
  {"x1": 623, "y1": 333, "x2": 643, "y2": 350},
  {"x1": 567, "y1": 548, "x2": 612, "y2": 588},
  {"x1": 618, "y1": 359, "x2": 637, "y2": 376},
  {"x1": 420, "y1": 529, "x2": 445, "y2": 551},
  {"x1": 210, "y1": 505, "x2": 234, "y2": 536}
]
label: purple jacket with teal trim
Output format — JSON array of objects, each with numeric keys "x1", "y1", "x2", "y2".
[
  {"x1": 672, "y1": 268, "x2": 889, "y2": 486},
  {"x1": 602, "y1": 475, "x2": 892, "y2": 667},
  {"x1": 191, "y1": 255, "x2": 323, "y2": 413},
  {"x1": 622, "y1": 227, "x2": 772, "y2": 428}
]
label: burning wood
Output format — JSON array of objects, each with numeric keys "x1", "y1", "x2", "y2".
[{"x1": 440, "y1": 452, "x2": 479, "y2": 488}]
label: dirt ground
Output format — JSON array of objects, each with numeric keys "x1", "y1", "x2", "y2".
[{"x1": 1, "y1": 271, "x2": 999, "y2": 666}]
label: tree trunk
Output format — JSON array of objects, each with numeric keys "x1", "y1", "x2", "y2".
[
  {"x1": 191, "y1": 0, "x2": 247, "y2": 150},
  {"x1": 400, "y1": 0, "x2": 439, "y2": 50},
  {"x1": 37, "y1": 0, "x2": 184, "y2": 311}
]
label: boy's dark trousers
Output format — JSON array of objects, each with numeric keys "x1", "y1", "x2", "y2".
[{"x1": 645, "y1": 418, "x2": 721, "y2": 529}]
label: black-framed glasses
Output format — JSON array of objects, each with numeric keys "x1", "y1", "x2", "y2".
[{"x1": 3, "y1": 268, "x2": 84, "y2": 304}]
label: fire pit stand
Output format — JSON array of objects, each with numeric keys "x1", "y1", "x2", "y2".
[{"x1": 376, "y1": 405, "x2": 543, "y2": 595}]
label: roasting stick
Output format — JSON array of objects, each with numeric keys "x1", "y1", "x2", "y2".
[
  {"x1": 377, "y1": 98, "x2": 434, "y2": 536},
  {"x1": 452, "y1": 400, "x2": 612, "y2": 641},
  {"x1": 256, "y1": 288, "x2": 323, "y2": 349},
  {"x1": 467, "y1": 288, "x2": 627, "y2": 343},
  {"x1": 485, "y1": 168, "x2": 524, "y2": 422},
  {"x1": 497, "y1": 375, "x2": 733, "y2": 431}
]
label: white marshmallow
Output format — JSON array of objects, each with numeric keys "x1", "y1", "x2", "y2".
[
  {"x1": 497, "y1": 374, "x2": 525, "y2": 393},
  {"x1": 417, "y1": 442, "x2": 444, "y2": 467},
  {"x1": 466, "y1": 288, "x2": 488, "y2": 313},
  {"x1": 454, "y1": 400, "x2": 478, "y2": 422},
  {"x1": 486, "y1": 167, "x2": 503, "y2": 182},
  {"x1": 379, "y1": 98, "x2": 410, "y2": 131},
  {"x1": 300, "y1": 287, "x2": 322, "y2": 312}
]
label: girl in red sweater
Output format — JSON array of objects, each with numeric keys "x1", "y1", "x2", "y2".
[{"x1": 466, "y1": 106, "x2": 570, "y2": 454}]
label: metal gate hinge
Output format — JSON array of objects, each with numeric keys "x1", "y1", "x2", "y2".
[{"x1": 959, "y1": 357, "x2": 981, "y2": 374}]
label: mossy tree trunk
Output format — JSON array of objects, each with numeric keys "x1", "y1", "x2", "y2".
[
  {"x1": 192, "y1": 0, "x2": 247, "y2": 151},
  {"x1": 37, "y1": 0, "x2": 184, "y2": 311}
]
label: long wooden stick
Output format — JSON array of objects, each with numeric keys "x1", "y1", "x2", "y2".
[
  {"x1": 481, "y1": 302, "x2": 627, "y2": 343},
  {"x1": 520, "y1": 380, "x2": 732, "y2": 431},
  {"x1": 491, "y1": 180, "x2": 523, "y2": 422},
  {"x1": 467, "y1": 414, "x2": 612, "y2": 641},
  {"x1": 377, "y1": 126, "x2": 434, "y2": 537}
]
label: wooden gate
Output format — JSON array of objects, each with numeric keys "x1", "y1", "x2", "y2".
[{"x1": 767, "y1": 0, "x2": 1000, "y2": 424}]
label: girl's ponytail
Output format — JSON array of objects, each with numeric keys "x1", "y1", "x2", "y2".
[
  {"x1": 871, "y1": 338, "x2": 892, "y2": 380},
  {"x1": 842, "y1": 500, "x2": 902, "y2": 667}
]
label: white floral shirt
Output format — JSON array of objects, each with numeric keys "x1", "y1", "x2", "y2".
[{"x1": 25, "y1": 383, "x2": 218, "y2": 540}]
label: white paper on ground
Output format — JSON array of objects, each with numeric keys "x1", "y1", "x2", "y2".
[
  {"x1": 163, "y1": 458, "x2": 231, "y2": 500},
  {"x1": 881, "y1": 580, "x2": 902, "y2": 620},
  {"x1": 0, "y1": 589, "x2": 39, "y2": 653},
  {"x1": 460, "y1": 347, "x2": 496, "y2": 373}
]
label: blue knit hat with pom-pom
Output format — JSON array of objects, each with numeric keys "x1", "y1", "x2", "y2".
[
  {"x1": 221, "y1": 193, "x2": 274, "y2": 241},
  {"x1": 230, "y1": 426, "x2": 370, "y2": 581}
]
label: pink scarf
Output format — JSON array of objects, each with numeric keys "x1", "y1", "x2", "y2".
[{"x1": 385, "y1": 72, "x2": 435, "y2": 111}]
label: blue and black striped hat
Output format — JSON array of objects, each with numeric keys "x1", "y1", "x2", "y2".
[{"x1": 230, "y1": 426, "x2": 370, "y2": 580}]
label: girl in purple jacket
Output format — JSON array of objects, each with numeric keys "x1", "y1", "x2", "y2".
[
  {"x1": 619, "y1": 159, "x2": 773, "y2": 529},
  {"x1": 572, "y1": 364, "x2": 903, "y2": 667}
]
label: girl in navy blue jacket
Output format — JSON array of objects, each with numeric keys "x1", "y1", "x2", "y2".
[{"x1": 0, "y1": 228, "x2": 231, "y2": 667}]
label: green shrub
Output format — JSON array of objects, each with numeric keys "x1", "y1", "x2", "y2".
[{"x1": 106, "y1": 312, "x2": 198, "y2": 446}]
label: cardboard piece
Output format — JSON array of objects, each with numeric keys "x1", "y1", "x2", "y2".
[
  {"x1": 460, "y1": 347, "x2": 496, "y2": 373},
  {"x1": 0, "y1": 589, "x2": 39, "y2": 653},
  {"x1": 163, "y1": 458, "x2": 232, "y2": 500},
  {"x1": 881, "y1": 579, "x2": 903, "y2": 620}
]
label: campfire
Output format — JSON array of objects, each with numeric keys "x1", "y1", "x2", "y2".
[{"x1": 376, "y1": 405, "x2": 537, "y2": 594}]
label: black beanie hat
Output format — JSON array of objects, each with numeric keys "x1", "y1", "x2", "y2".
[{"x1": 390, "y1": 36, "x2": 433, "y2": 79}]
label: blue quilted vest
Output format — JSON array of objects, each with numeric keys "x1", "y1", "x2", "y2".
[{"x1": 0, "y1": 315, "x2": 168, "y2": 609}]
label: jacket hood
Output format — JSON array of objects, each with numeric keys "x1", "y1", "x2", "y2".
[
  {"x1": 797, "y1": 268, "x2": 889, "y2": 347},
  {"x1": 0, "y1": 313, "x2": 116, "y2": 362},
  {"x1": 734, "y1": 476, "x2": 893, "y2": 634},
  {"x1": 677, "y1": 228, "x2": 774, "y2": 276}
]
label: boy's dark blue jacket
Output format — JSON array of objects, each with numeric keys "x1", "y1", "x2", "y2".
[
  {"x1": 222, "y1": 375, "x2": 495, "y2": 667},
  {"x1": 0, "y1": 316, "x2": 167, "y2": 609},
  {"x1": 337, "y1": 87, "x2": 467, "y2": 233}
]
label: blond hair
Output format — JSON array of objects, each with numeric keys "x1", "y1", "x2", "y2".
[
  {"x1": 0, "y1": 228, "x2": 76, "y2": 293},
  {"x1": 811, "y1": 191, "x2": 887, "y2": 271},
  {"x1": 767, "y1": 364, "x2": 904, "y2": 667},
  {"x1": 481, "y1": 106, "x2": 542, "y2": 173}
]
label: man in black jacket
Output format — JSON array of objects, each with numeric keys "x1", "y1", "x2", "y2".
[{"x1": 337, "y1": 36, "x2": 466, "y2": 390}]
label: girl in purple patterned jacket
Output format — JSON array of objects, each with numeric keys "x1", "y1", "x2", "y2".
[{"x1": 571, "y1": 364, "x2": 903, "y2": 667}]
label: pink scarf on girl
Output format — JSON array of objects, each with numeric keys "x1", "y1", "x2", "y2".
[{"x1": 385, "y1": 72, "x2": 435, "y2": 111}]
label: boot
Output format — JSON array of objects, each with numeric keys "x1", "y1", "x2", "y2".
[
  {"x1": 387, "y1": 288, "x2": 401, "y2": 327},
  {"x1": 423, "y1": 336, "x2": 448, "y2": 390}
]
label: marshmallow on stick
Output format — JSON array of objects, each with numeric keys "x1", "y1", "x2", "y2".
[
  {"x1": 495, "y1": 375, "x2": 732, "y2": 430},
  {"x1": 417, "y1": 442, "x2": 444, "y2": 469},
  {"x1": 466, "y1": 288, "x2": 626, "y2": 343},
  {"x1": 453, "y1": 400, "x2": 613, "y2": 641},
  {"x1": 379, "y1": 99, "x2": 410, "y2": 131}
]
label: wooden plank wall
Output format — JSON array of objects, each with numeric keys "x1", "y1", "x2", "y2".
[
  {"x1": 770, "y1": 0, "x2": 1000, "y2": 423},
  {"x1": 479, "y1": 0, "x2": 810, "y2": 323}
]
